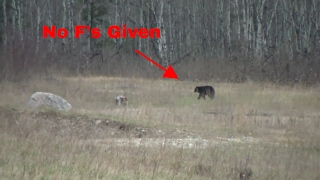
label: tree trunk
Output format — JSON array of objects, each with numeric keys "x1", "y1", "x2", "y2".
[
  {"x1": 168, "y1": 0, "x2": 173, "y2": 65},
  {"x1": 226, "y1": 0, "x2": 231, "y2": 55},
  {"x1": 255, "y1": 0, "x2": 266, "y2": 59},
  {"x1": 87, "y1": 0, "x2": 92, "y2": 52},
  {"x1": 218, "y1": 0, "x2": 224, "y2": 57},
  {"x1": 17, "y1": 0, "x2": 24, "y2": 51},
  {"x1": 47, "y1": 0, "x2": 53, "y2": 53},
  {"x1": 138, "y1": 0, "x2": 143, "y2": 51},
  {"x1": 69, "y1": 0, "x2": 75, "y2": 50},
  {"x1": 35, "y1": 6, "x2": 40, "y2": 56},
  {"x1": 241, "y1": 0, "x2": 248, "y2": 42},
  {"x1": 156, "y1": 0, "x2": 167, "y2": 65},
  {"x1": 281, "y1": 0, "x2": 293, "y2": 59},
  {"x1": 2, "y1": 0, "x2": 7, "y2": 55},
  {"x1": 234, "y1": 0, "x2": 241, "y2": 41},
  {"x1": 62, "y1": 0, "x2": 67, "y2": 52},
  {"x1": 11, "y1": 0, "x2": 16, "y2": 33}
]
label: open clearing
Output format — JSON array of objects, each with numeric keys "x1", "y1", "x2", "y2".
[{"x1": 0, "y1": 76, "x2": 320, "y2": 179}]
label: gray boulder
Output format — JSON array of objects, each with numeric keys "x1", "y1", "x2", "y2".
[{"x1": 28, "y1": 92, "x2": 72, "y2": 111}]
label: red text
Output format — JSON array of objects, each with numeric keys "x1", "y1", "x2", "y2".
[
  {"x1": 43, "y1": 25, "x2": 68, "y2": 38},
  {"x1": 43, "y1": 25, "x2": 101, "y2": 39},
  {"x1": 108, "y1": 24, "x2": 161, "y2": 39},
  {"x1": 75, "y1": 25, "x2": 101, "y2": 39}
]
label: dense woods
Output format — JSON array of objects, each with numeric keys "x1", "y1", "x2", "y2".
[{"x1": 0, "y1": 0, "x2": 319, "y2": 84}]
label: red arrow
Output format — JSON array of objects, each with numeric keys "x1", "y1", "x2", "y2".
[{"x1": 135, "y1": 49, "x2": 179, "y2": 80}]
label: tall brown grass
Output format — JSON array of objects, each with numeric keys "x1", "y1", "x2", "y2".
[{"x1": 0, "y1": 76, "x2": 320, "y2": 179}]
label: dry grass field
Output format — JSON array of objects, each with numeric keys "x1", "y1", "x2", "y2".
[{"x1": 0, "y1": 75, "x2": 320, "y2": 179}]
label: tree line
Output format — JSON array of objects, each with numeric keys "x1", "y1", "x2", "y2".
[{"x1": 0, "y1": 0, "x2": 319, "y2": 84}]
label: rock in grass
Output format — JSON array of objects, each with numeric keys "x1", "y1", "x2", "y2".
[{"x1": 28, "y1": 92, "x2": 72, "y2": 111}]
